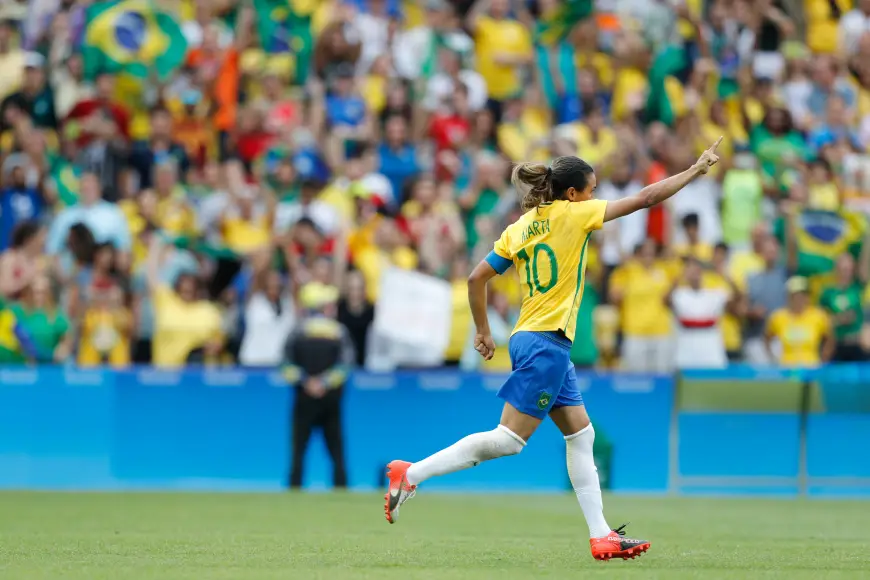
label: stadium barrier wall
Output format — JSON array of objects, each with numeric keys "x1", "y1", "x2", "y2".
[{"x1": 0, "y1": 366, "x2": 867, "y2": 495}]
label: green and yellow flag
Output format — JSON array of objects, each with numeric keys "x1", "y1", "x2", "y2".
[
  {"x1": 253, "y1": 0, "x2": 314, "y2": 84},
  {"x1": 82, "y1": 0, "x2": 188, "y2": 81},
  {"x1": 48, "y1": 158, "x2": 82, "y2": 208},
  {"x1": 535, "y1": 0, "x2": 593, "y2": 45}
]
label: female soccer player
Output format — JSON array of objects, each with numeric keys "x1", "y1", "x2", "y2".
[{"x1": 384, "y1": 137, "x2": 723, "y2": 561}]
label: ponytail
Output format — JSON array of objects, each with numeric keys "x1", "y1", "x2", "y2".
[{"x1": 512, "y1": 162, "x2": 554, "y2": 211}]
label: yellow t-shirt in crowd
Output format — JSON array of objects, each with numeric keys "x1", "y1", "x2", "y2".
[
  {"x1": 492, "y1": 199, "x2": 606, "y2": 341},
  {"x1": 611, "y1": 67, "x2": 648, "y2": 121},
  {"x1": 805, "y1": 0, "x2": 852, "y2": 54},
  {"x1": 354, "y1": 246, "x2": 418, "y2": 303},
  {"x1": 157, "y1": 194, "x2": 199, "y2": 237},
  {"x1": 809, "y1": 183, "x2": 841, "y2": 211},
  {"x1": 610, "y1": 260, "x2": 672, "y2": 337},
  {"x1": 673, "y1": 242, "x2": 714, "y2": 263},
  {"x1": 497, "y1": 107, "x2": 551, "y2": 162},
  {"x1": 362, "y1": 74, "x2": 388, "y2": 114},
  {"x1": 152, "y1": 285, "x2": 223, "y2": 367},
  {"x1": 766, "y1": 306, "x2": 830, "y2": 367},
  {"x1": 77, "y1": 308, "x2": 132, "y2": 368},
  {"x1": 445, "y1": 280, "x2": 472, "y2": 362},
  {"x1": 319, "y1": 181, "x2": 356, "y2": 223},
  {"x1": 222, "y1": 215, "x2": 272, "y2": 255},
  {"x1": 677, "y1": 0, "x2": 703, "y2": 39},
  {"x1": 575, "y1": 52, "x2": 614, "y2": 89},
  {"x1": 474, "y1": 16, "x2": 532, "y2": 100},
  {"x1": 0, "y1": 49, "x2": 24, "y2": 101},
  {"x1": 574, "y1": 124, "x2": 617, "y2": 169}
]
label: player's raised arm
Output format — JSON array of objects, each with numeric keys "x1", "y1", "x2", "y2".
[
  {"x1": 603, "y1": 136, "x2": 723, "y2": 223},
  {"x1": 467, "y1": 260, "x2": 499, "y2": 360}
]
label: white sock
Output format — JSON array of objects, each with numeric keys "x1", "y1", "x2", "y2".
[
  {"x1": 406, "y1": 425, "x2": 526, "y2": 486},
  {"x1": 566, "y1": 424, "x2": 611, "y2": 538}
]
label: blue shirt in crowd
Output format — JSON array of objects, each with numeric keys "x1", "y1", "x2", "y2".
[
  {"x1": 378, "y1": 143, "x2": 419, "y2": 201},
  {"x1": 0, "y1": 187, "x2": 43, "y2": 250}
]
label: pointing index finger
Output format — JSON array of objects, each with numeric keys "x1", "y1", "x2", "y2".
[{"x1": 709, "y1": 136, "x2": 724, "y2": 153}]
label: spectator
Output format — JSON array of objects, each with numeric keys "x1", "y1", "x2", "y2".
[
  {"x1": 10, "y1": 273, "x2": 72, "y2": 364},
  {"x1": 378, "y1": 115, "x2": 420, "y2": 201},
  {"x1": 46, "y1": 171, "x2": 131, "y2": 266},
  {"x1": 145, "y1": 236, "x2": 223, "y2": 368},
  {"x1": 673, "y1": 213, "x2": 714, "y2": 263},
  {"x1": 0, "y1": 221, "x2": 44, "y2": 299},
  {"x1": 669, "y1": 257, "x2": 731, "y2": 369},
  {"x1": 467, "y1": 0, "x2": 532, "y2": 115},
  {"x1": 765, "y1": 276, "x2": 835, "y2": 367},
  {"x1": 337, "y1": 269, "x2": 374, "y2": 367},
  {"x1": 0, "y1": 52, "x2": 56, "y2": 132},
  {"x1": 238, "y1": 250, "x2": 296, "y2": 367},
  {"x1": 819, "y1": 254, "x2": 867, "y2": 361},
  {"x1": 839, "y1": 0, "x2": 870, "y2": 56},
  {"x1": 745, "y1": 235, "x2": 789, "y2": 364},
  {"x1": 0, "y1": 161, "x2": 43, "y2": 250},
  {"x1": 129, "y1": 107, "x2": 190, "y2": 191},
  {"x1": 77, "y1": 285, "x2": 132, "y2": 368},
  {"x1": 609, "y1": 239, "x2": 673, "y2": 374}
]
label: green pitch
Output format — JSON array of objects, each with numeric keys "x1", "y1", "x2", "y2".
[{"x1": 1, "y1": 492, "x2": 868, "y2": 579}]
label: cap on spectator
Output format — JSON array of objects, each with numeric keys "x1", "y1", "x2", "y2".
[
  {"x1": 24, "y1": 52, "x2": 45, "y2": 70},
  {"x1": 299, "y1": 282, "x2": 340, "y2": 311},
  {"x1": 786, "y1": 276, "x2": 809, "y2": 295}
]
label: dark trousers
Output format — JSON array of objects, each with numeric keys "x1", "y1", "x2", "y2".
[{"x1": 290, "y1": 387, "x2": 347, "y2": 488}]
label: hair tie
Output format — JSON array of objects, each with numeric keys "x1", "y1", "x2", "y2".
[{"x1": 546, "y1": 167, "x2": 552, "y2": 179}]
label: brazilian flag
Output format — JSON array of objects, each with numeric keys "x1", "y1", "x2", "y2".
[
  {"x1": 774, "y1": 208, "x2": 867, "y2": 278},
  {"x1": 253, "y1": 0, "x2": 314, "y2": 84},
  {"x1": 47, "y1": 156, "x2": 81, "y2": 208},
  {"x1": 535, "y1": 0, "x2": 593, "y2": 45},
  {"x1": 82, "y1": 0, "x2": 188, "y2": 81}
]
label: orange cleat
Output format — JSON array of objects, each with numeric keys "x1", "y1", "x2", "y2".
[
  {"x1": 384, "y1": 460, "x2": 416, "y2": 524},
  {"x1": 589, "y1": 524, "x2": 651, "y2": 561}
]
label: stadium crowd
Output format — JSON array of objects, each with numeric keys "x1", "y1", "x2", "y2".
[{"x1": 0, "y1": 0, "x2": 869, "y2": 372}]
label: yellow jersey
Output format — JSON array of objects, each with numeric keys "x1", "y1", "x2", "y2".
[
  {"x1": 489, "y1": 199, "x2": 607, "y2": 342},
  {"x1": 766, "y1": 306, "x2": 830, "y2": 367}
]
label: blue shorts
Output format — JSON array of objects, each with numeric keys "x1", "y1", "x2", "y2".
[{"x1": 497, "y1": 331, "x2": 583, "y2": 419}]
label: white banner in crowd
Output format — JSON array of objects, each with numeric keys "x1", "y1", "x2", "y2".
[{"x1": 370, "y1": 268, "x2": 452, "y2": 370}]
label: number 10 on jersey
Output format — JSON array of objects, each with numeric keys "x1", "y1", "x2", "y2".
[{"x1": 516, "y1": 243, "x2": 558, "y2": 297}]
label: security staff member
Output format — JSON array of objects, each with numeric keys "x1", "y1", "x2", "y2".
[{"x1": 284, "y1": 282, "x2": 355, "y2": 489}]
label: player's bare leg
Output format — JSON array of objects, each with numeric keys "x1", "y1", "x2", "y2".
[
  {"x1": 550, "y1": 405, "x2": 650, "y2": 560},
  {"x1": 385, "y1": 403, "x2": 538, "y2": 523}
]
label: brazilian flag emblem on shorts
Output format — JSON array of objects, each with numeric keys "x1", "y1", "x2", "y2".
[{"x1": 536, "y1": 392, "x2": 552, "y2": 411}]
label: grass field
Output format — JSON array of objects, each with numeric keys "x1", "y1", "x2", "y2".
[{"x1": 0, "y1": 492, "x2": 868, "y2": 579}]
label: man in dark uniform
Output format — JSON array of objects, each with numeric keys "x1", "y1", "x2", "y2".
[{"x1": 284, "y1": 282, "x2": 355, "y2": 489}]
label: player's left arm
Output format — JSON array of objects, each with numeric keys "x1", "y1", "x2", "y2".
[{"x1": 603, "y1": 137, "x2": 723, "y2": 223}]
